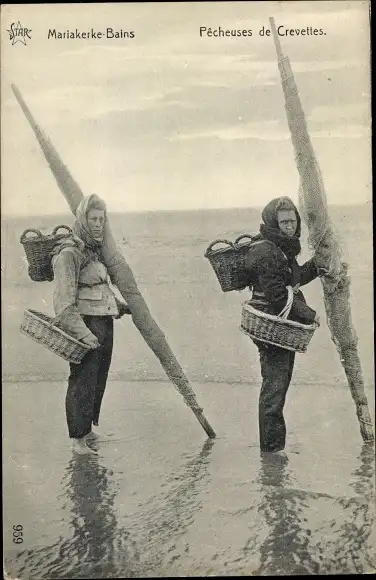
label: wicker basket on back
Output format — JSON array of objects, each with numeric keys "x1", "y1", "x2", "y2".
[
  {"x1": 20, "y1": 309, "x2": 92, "y2": 364},
  {"x1": 205, "y1": 233, "x2": 319, "y2": 352},
  {"x1": 204, "y1": 235, "x2": 255, "y2": 292},
  {"x1": 20, "y1": 225, "x2": 72, "y2": 282},
  {"x1": 241, "y1": 302, "x2": 318, "y2": 353}
]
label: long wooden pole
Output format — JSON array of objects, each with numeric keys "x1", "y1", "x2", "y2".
[
  {"x1": 269, "y1": 19, "x2": 373, "y2": 442},
  {"x1": 12, "y1": 84, "x2": 216, "y2": 439}
]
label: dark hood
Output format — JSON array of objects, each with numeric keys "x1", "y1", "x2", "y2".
[
  {"x1": 258, "y1": 197, "x2": 302, "y2": 259},
  {"x1": 261, "y1": 197, "x2": 301, "y2": 238}
]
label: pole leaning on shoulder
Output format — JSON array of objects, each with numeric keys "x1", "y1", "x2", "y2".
[
  {"x1": 268, "y1": 19, "x2": 373, "y2": 442},
  {"x1": 11, "y1": 83, "x2": 216, "y2": 440}
]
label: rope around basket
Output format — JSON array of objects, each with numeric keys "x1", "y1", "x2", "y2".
[
  {"x1": 241, "y1": 288, "x2": 319, "y2": 353},
  {"x1": 278, "y1": 286, "x2": 294, "y2": 319}
]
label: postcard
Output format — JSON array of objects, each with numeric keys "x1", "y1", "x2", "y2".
[{"x1": 2, "y1": 2, "x2": 374, "y2": 578}]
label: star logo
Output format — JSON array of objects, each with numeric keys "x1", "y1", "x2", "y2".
[{"x1": 7, "y1": 21, "x2": 32, "y2": 45}]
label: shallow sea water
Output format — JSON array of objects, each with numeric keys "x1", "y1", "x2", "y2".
[
  {"x1": 3, "y1": 380, "x2": 375, "y2": 578},
  {"x1": 3, "y1": 205, "x2": 375, "y2": 576}
]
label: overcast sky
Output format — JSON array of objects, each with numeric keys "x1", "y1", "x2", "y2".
[{"x1": 1, "y1": 1, "x2": 371, "y2": 215}]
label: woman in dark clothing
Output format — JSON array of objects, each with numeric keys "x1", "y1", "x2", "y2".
[{"x1": 245, "y1": 196, "x2": 322, "y2": 455}]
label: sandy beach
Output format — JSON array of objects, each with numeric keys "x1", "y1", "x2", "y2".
[{"x1": 2, "y1": 206, "x2": 375, "y2": 577}]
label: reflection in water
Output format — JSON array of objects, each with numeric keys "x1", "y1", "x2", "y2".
[
  {"x1": 10, "y1": 456, "x2": 140, "y2": 579},
  {"x1": 6, "y1": 440, "x2": 214, "y2": 579},
  {"x1": 132, "y1": 439, "x2": 215, "y2": 574},
  {"x1": 255, "y1": 453, "x2": 320, "y2": 576},
  {"x1": 55, "y1": 455, "x2": 139, "y2": 578},
  {"x1": 319, "y1": 442, "x2": 376, "y2": 574},
  {"x1": 255, "y1": 444, "x2": 376, "y2": 576},
  {"x1": 5, "y1": 439, "x2": 373, "y2": 577}
]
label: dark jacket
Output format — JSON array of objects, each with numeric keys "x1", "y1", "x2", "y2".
[{"x1": 245, "y1": 239, "x2": 318, "y2": 325}]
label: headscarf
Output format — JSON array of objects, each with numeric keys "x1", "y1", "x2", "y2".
[
  {"x1": 259, "y1": 196, "x2": 301, "y2": 259},
  {"x1": 51, "y1": 194, "x2": 107, "y2": 260},
  {"x1": 73, "y1": 194, "x2": 107, "y2": 251}
]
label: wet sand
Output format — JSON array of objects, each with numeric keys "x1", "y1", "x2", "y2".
[{"x1": 3, "y1": 380, "x2": 375, "y2": 577}]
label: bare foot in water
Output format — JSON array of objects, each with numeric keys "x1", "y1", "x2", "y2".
[
  {"x1": 85, "y1": 429, "x2": 114, "y2": 442},
  {"x1": 85, "y1": 430, "x2": 100, "y2": 442},
  {"x1": 261, "y1": 450, "x2": 288, "y2": 462},
  {"x1": 72, "y1": 437, "x2": 98, "y2": 455},
  {"x1": 272, "y1": 450, "x2": 288, "y2": 459}
]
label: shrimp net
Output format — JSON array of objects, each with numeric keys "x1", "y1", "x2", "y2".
[{"x1": 275, "y1": 45, "x2": 374, "y2": 441}]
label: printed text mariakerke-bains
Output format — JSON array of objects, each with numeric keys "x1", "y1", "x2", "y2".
[{"x1": 47, "y1": 28, "x2": 135, "y2": 39}]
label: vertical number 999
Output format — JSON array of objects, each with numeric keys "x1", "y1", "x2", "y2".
[{"x1": 12, "y1": 525, "x2": 23, "y2": 544}]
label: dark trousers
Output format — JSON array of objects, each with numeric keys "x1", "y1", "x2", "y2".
[
  {"x1": 66, "y1": 316, "x2": 114, "y2": 439},
  {"x1": 256, "y1": 342, "x2": 295, "y2": 452}
]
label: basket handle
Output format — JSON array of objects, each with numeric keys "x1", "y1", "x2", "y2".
[
  {"x1": 234, "y1": 234, "x2": 254, "y2": 245},
  {"x1": 20, "y1": 228, "x2": 44, "y2": 243},
  {"x1": 204, "y1": 239, "x2": 235, "y2": 256},
  {"x1": 51, "y1": 225, "x2": 72, "y2": 237},
  {"x1": 50, "y1": 304, "x2": 75, "y2": 327}
]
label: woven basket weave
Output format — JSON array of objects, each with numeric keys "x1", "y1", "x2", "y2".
[
  {"x1": 20, "y1": 309, "x2": 91, "y2": 364},
  {"x1": 20, "y1": 225, "x2": 72, "y2": 282},
  {"x1": 205, "y1": 235, "x2": 255, "y2": 292},
  {"x1": 241, "y1": 302, "x2": 318, "y2": 353}
]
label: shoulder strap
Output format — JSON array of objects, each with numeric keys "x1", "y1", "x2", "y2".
[
  {"x1": 249, "y1": 239, "x2": 287, "y2": 259},
  {"x1": 250, "y1": 239, "x2": 268, "y2": 248}
]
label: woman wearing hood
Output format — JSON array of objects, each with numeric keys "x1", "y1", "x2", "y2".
[
  {"x1": 245, "y1": 196, "x2": 322, "y2": 456},
  {"x1": 52, "y1": 194, "x2": 129, "y2": 455}
]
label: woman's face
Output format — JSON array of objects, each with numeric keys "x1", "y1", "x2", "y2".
[
  {"x1": 277, "y1": 209, "x2": 297, "y2": 237},
  {"x1": 87, "y1": 209, "x2": 105, "y2": 238}
]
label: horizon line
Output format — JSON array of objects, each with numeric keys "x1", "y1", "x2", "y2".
[{"x1": 1, "y1": 200, "x2": 372, "y2": 218}]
